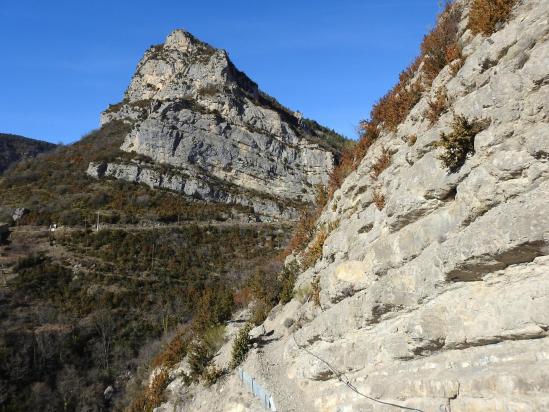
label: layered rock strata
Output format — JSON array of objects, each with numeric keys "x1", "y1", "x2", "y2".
[{"x1": 88, "y1": 30, "x2": 345, "y2": 220}]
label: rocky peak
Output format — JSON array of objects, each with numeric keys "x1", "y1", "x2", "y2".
[
  {"x1": 164, "y1": 29, "x2": 200, "y2": 52},
  {"x1": 92, "y1": 31, "x2": 349, "y2": 221}
]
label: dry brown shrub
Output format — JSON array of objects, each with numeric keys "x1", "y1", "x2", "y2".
[
  {"x1": 151, "y1": 328, "x2": 190, "y2": 370},
  {"x1": 325, "y1": 3, "x2": 464, "y2": 199},
  {"x1": 301, "y1": 229, "x2": 328, "y2": 270},
  {"x1": 424, "y1": 86, "x2": 449, "y2": 125},
  {"x1": 353, "y1": 121, "x2": 379, "y2": 165},
  {"x1": 406, "y1": 134, "x2": 418, "y2": 146},
  {"x1": 469, "y1": 0, "x2": 516, "y2": 35},
  {"x1": 284, "y1": 209, "x2": 316, "y2": 256},
  {"x1": 127, "y1": 368, "x2": 170, "y2": 412},
  {"x1": 284, "y1": 186, "x2": 327, "y2": 256},
  {"x1": 421, "y1": 3, "x2": 463, "y2": 85},
  {"x1": 370, "y1": 74, "x2": 423, "y2": 132},
  {"x1": 328, "y1": 148, "x2": 354, "y2": 199},
  {"x1": 445, "y1": 43, "x2": 465, "y2": 75},
  {"x1": 327, "y1": 122, "x2": 380, "y2": 199},
  {"x1": 233, "y1": 287, "x2": 253, "y2": 308},
  {"x1": 370, "y1": 146, "x2": 392, "y2": 180},
  {"x1": 372, "y1": 188, "x2": 386, "y2": 210},
  {"x1": 290, "y1": 2, "x2": 467, "y2": 254}
]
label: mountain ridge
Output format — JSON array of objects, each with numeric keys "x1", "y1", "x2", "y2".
[{"x1": 0, "y1": 133, "x2": 56, "y2": 174}]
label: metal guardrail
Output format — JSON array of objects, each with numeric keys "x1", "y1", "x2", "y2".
[{"x1": 237, "y1": 368, "x2": 277, "y2": 411}]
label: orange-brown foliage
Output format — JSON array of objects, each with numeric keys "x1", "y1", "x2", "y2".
[
  {"x1": 327, "y1": 2, "x2": 463, "y2": 195},
  {"x1": 301, "y1": 229, "x2": 328, "y2": 270},
  {"x1": 424, "y1": 86, "x2": 449, "y2": 125},
  {"x1": 370, "y1": 146, "x2": 392, "y2": 180},
  {"x1": 326, "y1": 121, "x2": 379, "y2": 199},
  {"x1": 370, "y1": 62, "x2": 423, "y2": 132},
  {"x1": 289, "y1": 1, "x2": 466, "y2": 260},
  {"x1": 151, "y1": 328, "x2": 190, "y2": 370},
  {"x1": 127, "y1": 368, "x2": 170, "y2": 412},
  {"x1": 284, "y1": 209, "x2": 318, "y2": 256},
  {"x1": 469, "y1": 0, "x2": 516, "y2": 35},
  {"x1": 372, "y1": 188, "x2": 386, "y2": 210},
  {"x1": 284, "y1": 186, "x2": 328, "y2": 256},
  {"x1": 421, "y1": 3, "x2": 463, "y2": 84},
  {"x1": 233, "y1": 287, "x2": 253, "y2": 308}
]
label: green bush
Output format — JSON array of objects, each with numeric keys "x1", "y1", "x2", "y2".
[
  {"x1": 279, "y1": 262, "x2": 299, "y2": 304},
  {"x1": 311, "y1": 276, "x2": 322, "y2": 308},
  {"x1": 203, "y1": 365, "x2": 223, "y2": 387},
  {"x1": 230, "y1": 323, "x2": 253, "y2": 369},
  {"x1": 435, "y1": 115, "x2": 488, "y2": 172},
  {"x1": 187, "y1": 340, "x2": 215, "y2": 381}
]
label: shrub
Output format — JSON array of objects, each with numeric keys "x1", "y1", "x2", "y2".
[
  {"x1": 279, "y1": 262, "x2": 299, "y2": 304},
  {"x1": 370, "y1": 74, "x2": 423, "y2": 132},
  {"x1": 435, "y1": 114, "x2": 488, "y2": 172},
  {"x1": 420, "y1": 2, "x2": 462, "y2": 85},
  {"x1": 250, "y1": 301, "x2": 271, "y2": 326},
  {"x1": 230, "y1": 323, "x2": 253, "y2": 369},
  {"x1": 202, "y1": 325, "x2": 226, "y2": 353},
  {"x1": 469, "y1": 0, "x2": 517, "y2": 35},
  {"x1": 187, "y1": 339, "x2": 214, "y2": 381},
  {"x1": 301, "y1": 229, "x2": 327, "y2": 270},
  {"x1": 197, "y1": 84, "x2": 220, "y2": 97},
  {"x1": 326, "y1": 3, "x2": 463, "y2": 198},
  {"x1": 203, "y1": 365, "x2": 223, "y2": 387},
  {"x1": 233, "y1": 287, "x2": 253, "y2": 308},
  {"x1": 14, "y1": 254, "x2": 46, "y2": 271},
  {"x1": 193, "y1": 287, "x2": 235, "y2": 332},
  {"x1": 151, "y1": 328, "x2": 189, "y2": 369},
  {"x1": 406, "y1": 134, "x2": 418, "y2": 146},
  {"x1": 424, "y1": 86, "x2": 449, "y2": 125},
  {"x1": 372, "y1": 188, "x2": 386, "y2": 210},
  {"x1": 327, "y1": 148, "x2": 354, "y2": 198},
  {"x1": 284, "y1": 185, "x2": 327, "y2": 256},
  {"x1": 127, "y1": 368, "x2": 170, "y2": 412},
  {"x1": 311, "y1": 277, "x2": 321, "y2": 308},
  {"x1": 370, "y1": 146, "x2": 392, "y2": 179}
]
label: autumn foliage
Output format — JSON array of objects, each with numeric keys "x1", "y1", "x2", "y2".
[
  {"x1": 325, "y1": 2, "x2": 463, "y2": 200},
  {"x1": 469, "y1": 0, "x2": 517, "y2": 35}
]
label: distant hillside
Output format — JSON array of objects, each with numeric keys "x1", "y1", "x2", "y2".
[{"x1": 0, "y1": 133, "x2": 56, "y2": 173}]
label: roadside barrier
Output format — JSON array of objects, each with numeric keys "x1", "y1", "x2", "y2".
[{"x1": 237, "y1": 368, "x2": 277, "y2": 411}]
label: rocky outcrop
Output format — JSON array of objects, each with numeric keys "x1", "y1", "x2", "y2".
[
  {"x1": 157, "y1": 0, "x2": 549, "y2": 410},
  {"x1": 0, "y1": 134, "x2": 56, "y2": 174},
  {"x1": 89, "y1": 30, "x2": 346, "y2": 220}
]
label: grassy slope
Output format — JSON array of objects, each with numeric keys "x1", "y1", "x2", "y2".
[
  {"x1": 0, "y1": 120, "x2": 291, "y2": 411},
  {"x1": 0, "y1": 121, "x2": 253, "y2": 226}
]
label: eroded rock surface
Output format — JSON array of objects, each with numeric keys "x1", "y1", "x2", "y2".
[
  {"x1": 88, "y1": 30, "x2": 346, "y2": 220},
  {"x1": 157, "y1": 0, "x2": 549, "y2": 410}
]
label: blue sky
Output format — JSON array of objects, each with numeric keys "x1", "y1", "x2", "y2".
[{"x1": 0, "y1": 1, "x2": 442, "y2": 143}]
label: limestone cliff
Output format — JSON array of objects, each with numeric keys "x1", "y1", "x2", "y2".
[
  {"x1": 88, "y1": 30, "x2": 348, "y2": 220},
  {"x1": 156, "y1": 0, "x2": 549, "y2": 410}
]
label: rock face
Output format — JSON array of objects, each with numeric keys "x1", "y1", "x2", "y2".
[
  {"x1": 157, "y1": 0, "x2": 549, "y2": 410},
  {"x1": 88, "y1": 30, "x2": 346, "y2": 220},
  {"x1": 0, "y1": 134, "x2": 56, "y2": 174}
]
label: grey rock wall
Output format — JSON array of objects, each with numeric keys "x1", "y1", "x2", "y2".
[
  {"x1": 157, "y1": 0, "x2": 549, "y2": 410},
  {"x1": 90, "y1": 30, "x2": 344, "y2": 219}
]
